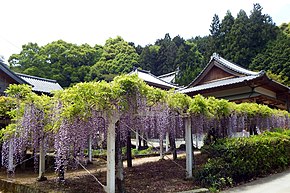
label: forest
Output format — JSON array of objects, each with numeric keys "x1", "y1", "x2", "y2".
[{"x1": 7, "y1": 3, "x2": 290, "y2": 88}]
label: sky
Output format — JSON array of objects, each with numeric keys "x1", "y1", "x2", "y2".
[{"x1": 1, "y1": 0, "x2": 290, "y2": 62}]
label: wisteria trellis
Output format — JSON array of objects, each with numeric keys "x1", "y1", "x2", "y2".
[{"x1": 1, "y1": 75, "x2": 290, "y2": 180}]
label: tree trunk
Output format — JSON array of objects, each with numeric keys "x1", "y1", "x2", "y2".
[
  {"x1": 169, "y1": 133, "x2": 177, "y2": 160},
  {"x1": 115, "y1": 121, "x2": 126, "y2": 193},
  {"x1": 126, "y1": 130, "x2": 132, "y2": 168},
  {"x1": 8, "y1": 140, "x2": 14, "y2": 178}
]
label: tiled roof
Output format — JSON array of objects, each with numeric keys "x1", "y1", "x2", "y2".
[
  {"x1": 179, "y1": 73, "x2": 263, "y2": 94},
  {"x1": 129, "y1": 69, "x2": 179, "y2": 89},
  {"x1": 158, "y1": 71, "x2": 177, "y2": 83},
  {"x1": 0, "y1": 61, "x2": 28, "y2": 84},
  {"x1": 16, "y1": 73, "x2": 63, "y2": 94},
  {"x1": 187, "y1": 53, "x2": 261, "y2": 88},
  {"x1": 213, "y1": 53, "x2": 259, "y2": 76}
]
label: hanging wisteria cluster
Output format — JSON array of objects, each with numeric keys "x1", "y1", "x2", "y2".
[{"x1": 1, "y1": 75, "x2": 290, "y2": 178}]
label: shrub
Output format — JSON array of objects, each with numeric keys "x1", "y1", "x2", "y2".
[{"x1": 196, "y1": 130, "x2": 290, "y2": 190}]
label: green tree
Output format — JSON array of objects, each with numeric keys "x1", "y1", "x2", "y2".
[
  {"x1": 219, "y1": 10, "x2": 235, "y2": 58},
  {"x1": 9, "y1": 43, "x2": 44, "y2": 75},
  {"x1": 155, "y1": 33, "x2": 178, "y2": 75},
  {"x1": 89, "y1": 36, "x2": 139, "y2": 81},
  {"x1": 175, "y1": 41, "x2": 205, "y2": 86},
  {"x1": 280, "y1": 22, "x2": 290, "y2": 36},
  {"x1": 250, "y1": 32, "x2": 290, "y2": 85},
  {"x1": 208, "y1": 14, "x2": 221, "y2": 55},
  {"x1": 139, "y1": 44, "x2": 160, "y2": 72},
  {"x1": 227, "y1": 9, "x2": 251, "y2": 67},
  {"x1": 248, "y1": 3, "x2": 278, "y2": 59},
  {"x1": 9, "y1": 40, "x2": 102, "y2": 87}
]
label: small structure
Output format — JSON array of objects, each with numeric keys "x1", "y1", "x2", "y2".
[
  {"x1": 179, "y1": 53, "x2": 290, "y2": 111},
  {"x1": 0, "y1": 61, "x2": 62, "y2": 95},
  {"x1": 129, "y1": 68, "x2": 179, "y2": 90}
]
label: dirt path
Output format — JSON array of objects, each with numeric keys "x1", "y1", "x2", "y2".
[{"x1": 0, "y1": 152, "x2": 188, "y2": 185}]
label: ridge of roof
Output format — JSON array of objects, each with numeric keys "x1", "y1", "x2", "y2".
[
  {"x1": 130, "y1": 68, "x2": 179, "y2": 89},
  {"x1": 213, "y1": 53, "x2": 259, "y2": 76},
  {"x1": 179, "y1": 73, "x2": 264, "y2": 94},
  {"x1": 16, "y1": 73, "x2": 58, "y2": 83},
  {"x1": 0, "y1": 61, "x2": 30, "y2": 85},
  {"x1": 158, "y1": 71, "x2": 178, "y2": 78},
  {"x1": 187, "y1": 53, "x2": 260, "y2": 88}
]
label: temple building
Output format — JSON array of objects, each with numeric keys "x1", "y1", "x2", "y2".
[
  {"x1": 179, "y1": 53, "x2": 290, "y2": 111},
  {"x1": 0, "y1": 61, "x2": 62, "y2": 95}
]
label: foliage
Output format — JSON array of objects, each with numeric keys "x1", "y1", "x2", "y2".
[
  {"x1": 89, "y1": 36, "x2": 139, "y2": 82},
  {"x1": 249, "y1": 31, "x2": 290, "y2": 85},
  {"x1": 197, "y1": 130, "x2": 290, "y2": 190},
  {"x1": 9, "y1": 40, "x2": 102, "y2": 87},
  {"x1": 280, "y1": 22, "x2": 290, "y2": 36},
  {"x1": 0, "y1": 96, "x2": 15, "y2": 119},
  {"x1": 7, "y1": 4, "x2": 289, "y2": 88}
]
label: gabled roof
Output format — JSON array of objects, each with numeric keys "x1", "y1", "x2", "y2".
[
  {"x1": 179, "y1": 73, "x2": 264, "y2": 94},
  {"x1": 187, "y1": 53, "x2": 261, "y2": 88},
  {"x1": 0, "y1": 61, "x2": 29, "y2": 85},
  {"x1": 0, "y1": 61, "x2": 62, "y2": 94},
  {"x1": 16, "y1": 73, "x2": 63, "y2": 94},
  {"x1": 158, "y1": 71, "x2": 178, "y2": 83},
  {"x1": 129, "y1": 68, "x2": 179, "y2": 90}
]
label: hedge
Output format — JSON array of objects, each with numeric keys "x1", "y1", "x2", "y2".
[{"x1": 195, "y1": 129, "x2": 290, "y2": 190}]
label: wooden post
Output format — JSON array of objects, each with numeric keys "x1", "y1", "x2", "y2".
[
  {"x1": 185, "y1": 117, "x2": 193, "y2": 179},
  {"x1": 88, "y1": 134, "x2": 93, "y2": 163},
  {"x1": 106, "y1": 113, "x2": 119, "y2": 193},
  {"x1": 37, "y1": 138, "x2": 47, "y2": 181},
  {"x1": 126, "y1": 130, "x2": 132, "y2": 167},
  {"x1": 165, "y1": 132, "x2": 169, "y2": 152}
]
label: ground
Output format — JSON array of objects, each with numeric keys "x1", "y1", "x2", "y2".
[{"x1": 0, "y1": 152, "x2": 207, "y2": 193}]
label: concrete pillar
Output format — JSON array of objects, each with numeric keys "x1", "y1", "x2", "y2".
[
  {"x1": 185, "y1": 117, "x2": 193, "y2": 178},
  {"x1": 165, "y1": 132, "x2": 169, "y2": 152},
  {"x1": 88, "y1": 134, "x2": 92, "y2": 162},
  {"x1": 135, "y1": 129, "x2": 139, "y2": 150},
  {"x1": 159, "y1": 136, "x2": 164, "y2": 160},
  {"x1": 37, "y1": 138, "x2": 47, "y2": 181},
  {"x1": 106, "y1": 114, "x2": 119, "y2": 193}
]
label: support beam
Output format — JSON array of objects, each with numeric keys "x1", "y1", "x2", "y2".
[{"x1": 185, "y1": 117, "x2": 193, "y2": 179}]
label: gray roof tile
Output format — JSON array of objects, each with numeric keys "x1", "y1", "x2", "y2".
[
  {"x1": 16, "y1": 73, "x2": 63, "y2": 94},
  {"x1": 129, "y1": 69, "x2": 179, "y2": 89},
  {"x1": 179, "y1": 74, "x2": 261, "y2": 94}
]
